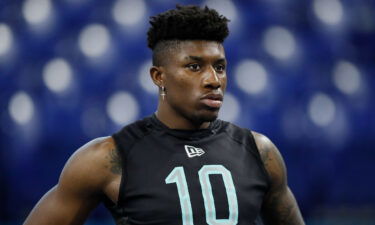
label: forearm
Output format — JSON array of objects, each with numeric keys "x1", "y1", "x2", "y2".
[{"x1": 24, "y1": 186, "x2": 97, "y2": 225}]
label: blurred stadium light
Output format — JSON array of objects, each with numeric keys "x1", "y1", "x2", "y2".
[
  {"x1": 43, "y1": 58, "x2": 73, "y2": 94},
  {"x1": 313, "y1": 0, "x2": 344, "y2": 26},
  {"x1": 8, "y1": 91, "x2": 35, "y2": 126},
  {"x1": 218, "y1": 92, "x2": 240, "y2": 123},
  {"x1": 106, "y1": 91, "x2": 139, "y2": 126},
  {"x1": 0, "y1": 23, "x2": 13, "y2": 57},
  {"x1": 22, "y1": 0, "x2": 52, "y2": 26},
  {"x1": 235, "y1": 59, "x2": 268, "y2": 95},
  {"x1": 79, "y1": 24, "x2": 111, "y2": 59},
  {"x1": 333, "y1": 60, "x2": 362, "y2": 95},
  {"x1": 263, "y1": 26, "x2": 297, "y2": 61},
  {"x1": 112, "y1": 0, "x2": 146, "y2": 27}
]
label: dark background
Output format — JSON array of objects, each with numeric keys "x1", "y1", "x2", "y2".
[{"x1": 1, "y1": 0, "x2": 374, "y2": 224}]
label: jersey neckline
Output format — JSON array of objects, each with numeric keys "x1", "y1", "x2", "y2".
[{"x1": 147, "y1": 113, "x2": 222, "y2": 141}]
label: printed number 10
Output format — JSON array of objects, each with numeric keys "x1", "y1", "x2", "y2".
[{"x1": 165, "y1": 165, "x2": 238, "y2": 225}]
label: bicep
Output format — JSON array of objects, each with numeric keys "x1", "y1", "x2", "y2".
[
  {"x1": 24, "y1": 184, "x2": 100, "y2": 225},
  {"x1": 252, "y1": 132, "x2": 305, "y2": 225},
  {"x1": 24, "y1": 138, "x2": 114, "y2": 225}
]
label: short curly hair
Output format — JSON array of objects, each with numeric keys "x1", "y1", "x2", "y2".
[{"x1": 147, "y1": 5, "x2": 230, "y2": 65}]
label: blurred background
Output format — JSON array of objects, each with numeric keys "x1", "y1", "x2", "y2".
[{"x1": 1, "y1": 0, "x2": 374, "y2": 224}]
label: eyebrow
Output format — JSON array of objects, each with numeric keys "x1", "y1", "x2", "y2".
[
  {"x1": 216, "y1": 58, "x2": 227, "y2": 64},
  {"x1": 186, "y1": 56, "x2": 203, "y2": 62},
  {"x1": 185, "y1": 56, "x2": 226, "y2": 63}
]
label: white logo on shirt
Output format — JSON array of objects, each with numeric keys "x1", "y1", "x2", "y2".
[{"x1": 184, "y1": 145, "x2": 205, "y2": 158}]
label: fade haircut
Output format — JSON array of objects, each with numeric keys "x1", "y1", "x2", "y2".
[{"x1": 147, "y1": 5, "x2": 230, "y2": 66}]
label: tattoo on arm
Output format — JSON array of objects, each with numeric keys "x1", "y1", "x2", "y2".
[
  {"x1": 253, "y1": 132, "x2": 305, "y2": 225},
  {"x1": 259, "y1": 143, "x2": 272, "y2": 168},
  {"x1": 109, "y1": 148, "x2": 122, "y2": 175},
  {"x1": 263, "y1": 188, "x2": 304, "y2": 225}
]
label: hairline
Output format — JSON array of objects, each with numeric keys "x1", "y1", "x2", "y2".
[{"x1": 152, "y1": 39, "x2": 224, "y2": 66}]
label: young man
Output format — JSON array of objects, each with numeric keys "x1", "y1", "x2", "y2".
[{"x1": 24, "y1": 5, "x2": 305, "y2": 225}]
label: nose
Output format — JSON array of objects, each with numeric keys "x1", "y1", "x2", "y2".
[{"x1": 203, "y1": 66, "x2": 221, "y2": 89}]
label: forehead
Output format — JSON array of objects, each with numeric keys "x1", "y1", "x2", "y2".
[{"x1": 173, "y1": 40, "x2": 225, "y2": 61}]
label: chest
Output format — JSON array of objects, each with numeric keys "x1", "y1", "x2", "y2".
[{"x1": 113, "y1": 134, "x2": 269, "y2": 225}]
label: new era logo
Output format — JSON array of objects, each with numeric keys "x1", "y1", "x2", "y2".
[{"x1": 184, "y1": 145, "x2": 205, "y2": 158}]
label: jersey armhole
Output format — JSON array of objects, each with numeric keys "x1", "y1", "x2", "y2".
[
  {"x1": 111, "y1": 132, "x2": 132, "y2": 208},
  {"x1": 222, "y1": 124, "x2": 272, "y2": 191},
  {"x1": 110, "y1": 119, "x2": 154, "y2": 207},
  {"x1": 247, "y1": 131, "x2": 272, "y2": 191}
]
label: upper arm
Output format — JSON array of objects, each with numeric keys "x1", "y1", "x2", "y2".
[
  {"x1": 252, "y1": 131, "x2": 305, "y2": 225},
  {"x1": 24, "y1": 137, "x2": 117, "y2": 225}
]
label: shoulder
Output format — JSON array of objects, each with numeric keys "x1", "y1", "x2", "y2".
[
  {"x1": 251, "y1": 131, "x2": 287, "y2": 189},
  {"x1": 73, "y1": 136, "x2": 116, "y2": 157},
  {"x1": 112, "y1": 116, "x2": 154, "y2": 149},
  {"x1": 64, "y1": 136, "x2": 117, "y2": 173},
  {"x1": 58, "y1": 136, "x2": 120, "y2": 195},
  {"x1": 251, "y1": 131, "x2": 275, "y2": 159},
  {"x1": 219, "y1": 120, "x2": 253, "y2": 145}
]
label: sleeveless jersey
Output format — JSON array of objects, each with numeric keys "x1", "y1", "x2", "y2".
[{"x1": 104, "y1": 114, "x2": 270, "y2": 225}]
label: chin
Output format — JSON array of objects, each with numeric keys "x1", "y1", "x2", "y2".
[
  {"x1": 193, "y1": 109, "x2": 219, "y2": 123},
  {"x1": 201, "y1": 113, "x2": 219, "y2": 122},
  {"x1": 174, "y1": 104, "x2": 220, "y2": 125}
]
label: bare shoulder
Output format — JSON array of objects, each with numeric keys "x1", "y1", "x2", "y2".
[
  {"x1": 23, "y1": 137, "x2": 122, "y2": 224},
  {"x1": 58, "y1": 136, "x2": 121, "y2": 195},
  {"x1": 251, "y1": 131, "x2": 279, "y2": 166},
  {"x1": 251, "y1": 131, "x2": 287, "y2": 188}
]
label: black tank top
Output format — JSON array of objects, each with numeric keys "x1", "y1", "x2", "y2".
[{"x1": 104, "y1": 114, "x2": 270, "y2": 225}]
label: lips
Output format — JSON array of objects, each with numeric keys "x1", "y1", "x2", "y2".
[{"x1": 200, "y1": 93, "x2": 223, "y2": 109}]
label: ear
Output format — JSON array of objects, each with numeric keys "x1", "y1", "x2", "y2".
[{"x1": 150, "y1": 66, "x2": 165, "y2": 88}]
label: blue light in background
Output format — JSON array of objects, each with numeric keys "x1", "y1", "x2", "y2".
[{"x1": 0, "y1": 0, "x2": 374, "y2": 224}]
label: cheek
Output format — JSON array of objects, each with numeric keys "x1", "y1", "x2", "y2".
[
  {"x1": 180, "y1": 80, "x2": 199, "y2": 99},
  {"x1": 169, "y1": 76, "x2": 188, "y2": 92},
  {"x1": 168, "y1": 72, "x2": 195, "y2": 93},
  {"x1": 167, "y1": 75, "x2": 201, "y2": 103}
]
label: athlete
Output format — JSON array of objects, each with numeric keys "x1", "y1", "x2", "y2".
[{"x1": 24, "y1": 5, "x2": 305, "y2": 225}]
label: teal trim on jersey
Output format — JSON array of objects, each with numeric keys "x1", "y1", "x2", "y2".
[
  {"x1": 165, "y1": 166, "x2": 194, "y2": 225},
  {"x1": 198, "y1": 165, "x2": 238, "y2": 225}
]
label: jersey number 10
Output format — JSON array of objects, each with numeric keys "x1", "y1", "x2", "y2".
[{"x1": 165, "y1": 165, "x2": 238, "y2": 225}]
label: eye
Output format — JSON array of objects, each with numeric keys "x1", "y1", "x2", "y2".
[
  {"x1": 214, "y1": 64, "x2": 226, "y2": 73},
  {"x1": 186, "y1": 63, "x2": 201, "y2": 71}
]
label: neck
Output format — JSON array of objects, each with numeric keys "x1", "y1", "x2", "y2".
[{"x1": 155, "y1": 100, "x2": 210, "y2": 130}]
